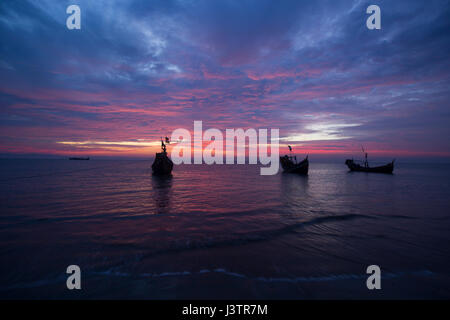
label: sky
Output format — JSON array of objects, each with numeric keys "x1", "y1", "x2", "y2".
[{"x1": 0, "y1": 0, "x2": 449, "y2": 159}]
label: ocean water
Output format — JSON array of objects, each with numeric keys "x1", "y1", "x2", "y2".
[{"x1": 0, "y1": 159, "x2": 450, "y2": 299}]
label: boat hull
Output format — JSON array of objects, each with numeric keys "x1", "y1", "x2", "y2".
[
  {"x1": 152, "y1": 152, "x2": 173, "y2": 175},
  {"x1": 345, "y1": 159, "x2": 394, "y2": 174},
  {"x1": 280, "y1": 156, "x2": 309, "y2": 174}
]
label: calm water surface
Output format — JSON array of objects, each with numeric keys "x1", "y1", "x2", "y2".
[{"x1": 1, "y1": 159, "x2": 449, "y2": 299}]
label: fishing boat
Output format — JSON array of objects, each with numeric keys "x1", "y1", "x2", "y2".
[
  {"x1": 69, "y1": 157, "x2": 89, "y2": 160},
  {"x1": 345, "y1": 159, "x2": 394, "y2": 173},
  {"x1": 280, "y1": 146, "x2": 308, "y2": 174},
  {"x1": 152, "y1": 137, "x2": 173, "y2": 175},
  {"x1": 345, "y1": 147, "x2": 394, "y2": 174}
]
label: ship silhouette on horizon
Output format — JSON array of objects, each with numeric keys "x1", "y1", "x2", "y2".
[{"x1": 152, "y1": 137, "x2": 173, "y2": 175}]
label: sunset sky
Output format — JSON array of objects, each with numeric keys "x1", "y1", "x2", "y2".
[{"x1": 1, "y1": 0, "x2": 449, "y2": 159}]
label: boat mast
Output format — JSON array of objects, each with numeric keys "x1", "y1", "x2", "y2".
[
  {"x1": 362, "y1": 145, "x2": 368, "y2": 168},
  {"x1": 160, "y1": 136, "x2": 170, "y2": 153},
  {"x1": 161, "y1": 137, "x2": 167, "y2": 153},
  {"x1": 288, "y1": 145, "x2": 296, "y2": 164}
]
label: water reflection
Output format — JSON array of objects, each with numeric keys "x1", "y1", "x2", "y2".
[
  {"x1": 151, "y1": 174, "x2": 173, "y2": 214},
  {"x1": 280, "y1": 173, "x2": 309, "y2": 215}
]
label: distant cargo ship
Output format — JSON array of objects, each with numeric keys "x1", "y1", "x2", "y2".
[{"x1": 69, "y1": 157, "x2": 90, "y2": 160}]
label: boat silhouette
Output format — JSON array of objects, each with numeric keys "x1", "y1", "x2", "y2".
[
  {"x1": 69, "y1": 157, "x2": 90, "y2": 160},
  {"x1": 152, "y1": 137, "x2": 173, "y2": 175},
  {"x1": 280, "y1": 146, "x2": 308, "y2": 174},
  {"x1": 345, "y1": 147, "x2": 394, "y2": 173},
  {"x1": 345, "y1": 159, "x2": 394, "y2": 173}
]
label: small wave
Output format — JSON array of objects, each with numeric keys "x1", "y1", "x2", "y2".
[
  {"x1": 0, "y1": 274, "x2": 67, "y2": 291},
  {"x1": 91, "y1": 267, "x2": 435, "y2": 284},
  {"x1": 255, "y1": 270, "x2": 434, "y2": 283},
  {"x1": 0, "y1": 213, "x2": 114, "y2": 229},
  {"x1": 134, "y1": 213, "x2": 374, "y2": 260},
  {"x1": 0, "y1": 268, "x2": 434, "y2": 292},
  {"x1": 56, "y1": 213, "x2": 376, "y2": 263},
  {"x1": 383, "y1": 214, "x2": 417, "y2": 220}
]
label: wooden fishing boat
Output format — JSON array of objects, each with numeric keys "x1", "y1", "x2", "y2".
[
  {"x1": 152, "y1": 138, "x2": 173, "y2": 175},
  {"x1": 280, "y1": 154, "x2": 309, "y2": 174},
  {"x1": 345, "y1": 159, "x2": 394, "y2": 173},
  {"x1": 345, "y1": 147, "x2": 394, "y2": 173}
]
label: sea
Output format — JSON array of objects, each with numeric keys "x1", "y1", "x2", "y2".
[{"x1": 0, "y1": 159, "x2": 449, "y2": 299}]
